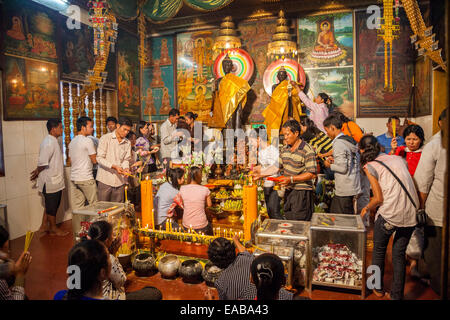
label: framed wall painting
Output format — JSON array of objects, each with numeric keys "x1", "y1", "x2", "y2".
[
  {"x1": 298, "y1": 12, "x2": 353, "y2": 69},
  {"x1": 176, "y1": 30, "x2": 217, "y2": 123},
  {"x1": 0, "y1": 70, "x2": 5, "y2": 177},
  {"x1": 2, "y1": 0, "x2": 58, "y2": 64},
  {"x1": 117, "y1": 29, "x2": 140, "y2": 122},
  {"x1": 142, "y1": 36, "x2": 175, "y2": 123},
  {"x1": 60, "y1": 20, "x2": 116, "y2": 88},
  {"x1": 238, "y1": 18, "x2": 277, "y2": 123},
  {"x1": 3, "y1": 55, "x2": 60, "y2": 120},
  {"x1": 355, "y1": 9, "x2": 415, "y2": 117},
  {"x1": 413, "y1": 56, "x2": 432, "y2": 117}
]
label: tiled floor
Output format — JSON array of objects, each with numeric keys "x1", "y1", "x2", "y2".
[{"x1": 9, "y1": 220, "x2": 439, "y2": 300}]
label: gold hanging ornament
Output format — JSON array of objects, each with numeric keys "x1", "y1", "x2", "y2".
[
  {"x1": 267, "y1": 10, "x2": 297, "y2": 60},
  {"x1": 138, "y1": 0, "x2": 148, "y2": 67},
  {"x1": 82, "y1": 0, "x2": 118, "y2": 99},
  {"x1": 402, "y1": 0, "x2": 447, "y2": 72},
  {"x1": 378, "y1": 0, "x2": 400, "y2": 92},
  {"x1": 213, "y1": 16, "x2": 241, "y2": 54}
]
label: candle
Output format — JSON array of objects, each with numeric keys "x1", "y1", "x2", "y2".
[
  {"x1": 166, "y1": 219, "x2": 169, "y2": 232},
  {"x1": 125, "y1": 186, "x2": 128, "y2": 202},
  {"x1": 137, "y1": 219, "x2": 141, "y2": 229},
  {"x1": 218, "y1": 227, "x2": 220, "y2": 237},
  {"x1": 392, "y1": 119, "x2": 396, "y2": 137}
]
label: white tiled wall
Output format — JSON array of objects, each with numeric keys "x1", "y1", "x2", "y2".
[{"x1": 0, "y1": 120, "x2": 72, "y2": 240}]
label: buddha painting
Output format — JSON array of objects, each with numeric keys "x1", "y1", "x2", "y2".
[
  {"x1": 7, "y1": 16, "x2": 25, "y2": 41},
  {"x1": 193, "y1": 38, "x2": 205, "y2": 82},
  {"x1": 144, "y1": 88, "x2": 156, "y2": 116},
  {"x1": 310, "y1": 20, "x2": 346, "y2": 65},
  {"x1": 194, "y1": 85, "x2": 208, "y2": 113},
  {"x1": 151, "y1": 59, "x2": 164, "y2": 88},
  {"x1": 159, "y1": 38, "x2": 172, "y2": 66},
  {"x1": 160, "y1": 87, "x2": 172, "y2": 115}
]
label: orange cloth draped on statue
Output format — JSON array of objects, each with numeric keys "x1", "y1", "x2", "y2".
[
  {"x1": 262, "y1": 80, "x2": 304, "y2": 135},
  {"x1": 208, "y1": 73, "x2": 250, "y2": 128}
]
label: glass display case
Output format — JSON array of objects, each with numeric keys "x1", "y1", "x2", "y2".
[
  {"x1": 253, "y1": 245, "x2": 294, "y2": 288},
  {"x1": 72, "y1": 201, "x2": 136, "y2": 256},
  {"x1": 310, "y1": 213, "x2": 366, "y2": 298},
  {"x1": 255, "y1": 219, "x2": 310, "y2": 288}
]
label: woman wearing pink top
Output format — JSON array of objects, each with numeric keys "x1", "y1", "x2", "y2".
[
  {"x1": 179, "y1": 166, "x2": 213, "y2": 235},
  {"x1": 291, "y1": 81, "x2": 329, "y2": 133},
  {"x1": 359, "y1": 135, "x2": 417, "y2": 300}
]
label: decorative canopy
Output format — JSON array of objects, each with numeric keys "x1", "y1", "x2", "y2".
[{"x1": 107, "y1": 0, "x2": 235, "y2": 23}]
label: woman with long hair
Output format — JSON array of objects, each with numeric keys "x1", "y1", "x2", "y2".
[
  {"x1": 185, "y1": 112, "x2": 202, "y2": 151},
  {"x1": 390, "y1": 124, "x2": 424, "y2": 176},
  {"x1": 54, "y1": 240, "x2": 110, "y2": 300},
  {"x1": 154, "y1": 167, "x2": 185, "y2": 230},
  {"x1": 359, "y1": 135, "x2": 418, "y2": 300}
]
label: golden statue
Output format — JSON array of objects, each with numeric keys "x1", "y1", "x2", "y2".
[
  {"x1": 144, "y1": 88, "x2": 156, "y2": 116},
  {"x1": 262, "y1": 67, "x2": 304, "y2": 135},
  {"x1": 208, "y1": 54, "x2": 250, "y2": 129},
  {"x1": 160, "y1": 87, "x2": 172, "y2": 115}
]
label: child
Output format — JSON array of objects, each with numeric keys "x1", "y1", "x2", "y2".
[{"x1": 323, "y1": 114, "x2": 361, "y2": 214}]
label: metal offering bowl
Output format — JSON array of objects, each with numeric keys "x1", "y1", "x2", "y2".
[
  {"x1": 158, "y1": 254, "x2": 181, "y2": 279},
  {"x1": 179, "y1": 259, "x2": 203, "y2": 284}
]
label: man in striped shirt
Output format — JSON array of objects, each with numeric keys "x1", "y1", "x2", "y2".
[
  {"x1": 260, "y1": 120, "x2": 317, "y2": 221},
  {"x1": 207, "y1": 236, "x2": 255, "y2": 300}
]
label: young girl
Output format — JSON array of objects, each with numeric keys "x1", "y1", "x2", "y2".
[
  {"x1": 390, "y1": 124, "x2": 424, "y2": 177},
  {"x1": 54, "y1": 240, "x2": 111, "y2": 300},
  {"x1": 178, "y1": 166, "x2": 213, "y2": 235},
  {"x1": 292, "y1": 81, "x2": 329, "y2": 133},
  {"x1": 87, "y1": 221, "x2": 126, "y2": 300},
  {"x1": 135, "y1": 121, "x2": 159, "y2": 173}
]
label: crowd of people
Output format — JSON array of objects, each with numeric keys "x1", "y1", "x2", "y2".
[{"x1": 0, "y1": 79, "x2": 447, "y2": 300}]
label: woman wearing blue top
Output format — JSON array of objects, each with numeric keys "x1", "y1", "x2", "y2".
[
  {"x1": 54, "y1": 240, "x2": 111, "y2": 300},
  {"x1": 154, "y1": 167, "x2": 185, "y2": 230}
]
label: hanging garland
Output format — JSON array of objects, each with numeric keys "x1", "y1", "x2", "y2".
[{"x1": 82, "y1": 0, "x2": 118, "y2": 98}]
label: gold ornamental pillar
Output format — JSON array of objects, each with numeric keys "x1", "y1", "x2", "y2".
[
  {"x1": 63, "y1": 83, "x2": 71, "y2": 166},
  {"x1": 102, "y1": 89, "x2": 107, "y2": 135},
  {"x1": 95, "y1": 90, "x2": 101, "y2": 138}
]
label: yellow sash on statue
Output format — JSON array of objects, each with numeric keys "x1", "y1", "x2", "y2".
[
  {"x1": 262, "y1": 80, "x2": 303, "y2": 135},
  {"x1": 209, "y1": 73, "x2": 250, "y2": 128}
]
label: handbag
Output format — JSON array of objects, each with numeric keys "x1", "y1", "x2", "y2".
[{"x1": 373, "y1": 160, "x2": 427, "y2": 226}]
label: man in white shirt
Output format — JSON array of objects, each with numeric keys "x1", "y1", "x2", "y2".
[
  {"x1": 106, "y1": 116, "x2": 119, "y2": 134},
  {"x1": 30, "y1": 119, "x2": 67, "y2": 236},
  {"x1": 68, "y1": 116, "x2": 98, "y2": 238},
  {"x1": 159, "y1": 109, "x2": 182, "y2": 166},
  {"x1": 251, "y1": 127, "x2": 282, "y2": 219},
  {"x1": 96, "y1": 117, "x2": 132, "y2": 202},
  {"x1": 414, "y1": 108, "x2": 448, "y2": 295}
]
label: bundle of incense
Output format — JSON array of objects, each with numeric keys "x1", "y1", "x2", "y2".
[
  {"x1": 24, "y1": 231, "x2": 34, "y2": 252},
  {"x1": 97, "y1": 205, "x2": 118, "y2": 215}
]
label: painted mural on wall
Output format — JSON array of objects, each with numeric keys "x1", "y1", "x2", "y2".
[
  {"x1": 3, "y1": 0, "x2": 58, "y2": 64},
  {"x1": 60, "y1": 21, "x2": 116, "y2": 88},
  {"x1": 4, "y1": 55, "x2": 60, "y2": 120},
  {"x1": 142, "y1": 36, "x2": 175, "y2": 122},
  {"x1": 355, "y1": 10, "x2": 415, "y2": 117},
  {"x1": 298, "y1": 13, "x2": 353, "y2": 69},
  {"x1": 176, "y1": 31, "x2": 216, "y2": 123},
  {"x1": 117, "y1": 29, "x2": 140, "y2": 122},
  {"x1": 238, "y1": 19, "x2": 277, "y2": 123}
]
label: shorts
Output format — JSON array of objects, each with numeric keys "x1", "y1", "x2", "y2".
[{"x1": 43, "y1": 184, "x2": 62, "y2": 217}]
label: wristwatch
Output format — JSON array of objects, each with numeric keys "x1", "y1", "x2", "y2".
[{"x1": 290, "y1": 176, "x2": 294, "y2": 184}]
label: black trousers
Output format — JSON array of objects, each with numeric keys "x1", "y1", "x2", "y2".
[
  {"x1": 330, "y1": 195, "x2": 355, "y2": 214},
  {"x1": 283, "y1": 189, "x2": 314, "y2": 221},
  {"x1": 42, "y1": 184, "x2": 62, "y2": 217},
  {"x1": 372, "y1": 215, "x2": 414, "y2": 300},
  {"x1": 263, "y1": 187, "x2": 283, "y2": 220}
]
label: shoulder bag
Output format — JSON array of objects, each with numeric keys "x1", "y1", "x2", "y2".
[{"x1": 373, "y1": 160, "x2": 427, "y2": 226}]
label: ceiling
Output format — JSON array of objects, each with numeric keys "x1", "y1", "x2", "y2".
[{"x1": 69, "y1": 0, "x2": 378, "y2": 35}]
